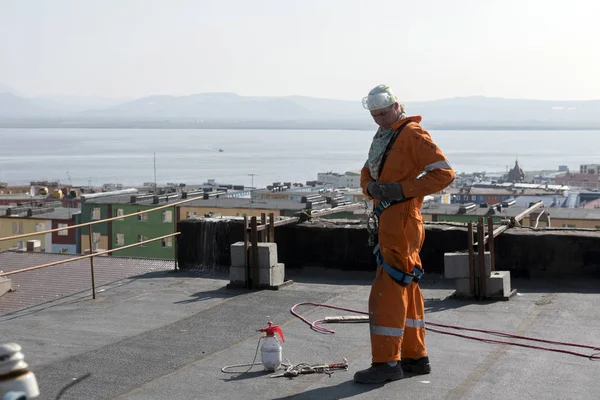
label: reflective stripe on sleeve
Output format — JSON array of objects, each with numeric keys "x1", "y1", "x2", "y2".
[{"x1": 424, "y1": 159, "x2": 452, "y2": 172}]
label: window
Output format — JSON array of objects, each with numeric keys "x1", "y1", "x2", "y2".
[
  {"x1": 162, "y1": 237, "x2": 173, "y2": 248},
  {"x1": 12, "y1": 222, "x2": 23, "y2": 234},
  {"x1": 162, "y1": 210, "x2": 173, "y2": 223},
  {"x1": 116, "y1": 233, "x2": 125, "y2": 246},
  {"x1": 91, "y1": 208, "x2": 101, "y2": 220},
  {"x1": 138, "y1": 212, "x2": 148, "y2": 222},
  {"x1": 115, "y1": 209, "x2": 124, "y2": 220},
  {"x1": 58, "y1": 223, "x2": 69, "y2": 236},
  {"x1": 137, "y1": 234, "x2": 148, "y2": 246},
  {"x1": 35, "y1": 222, "x2": 44, "y2": 232}
]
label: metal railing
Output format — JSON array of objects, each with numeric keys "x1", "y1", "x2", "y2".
[
  {"x1": 0, "y1": 193, "x2": 213, "y2": 298},
  {"x1": 240, "y1": 203, "x2": 362, "y2": 288},
  {"x1": 467, "y1": 201, "x2": 544, "y2": 299}
]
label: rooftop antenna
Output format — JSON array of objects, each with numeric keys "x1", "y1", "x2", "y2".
[
  {"x1": 154, "y1": 153, "x2": 157, "y2": 194},
  {"x1": 248, "y1": 173, "x2": 257, "y2": 204}
]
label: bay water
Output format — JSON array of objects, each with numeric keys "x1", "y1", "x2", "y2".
[{"x1": 0, "y1": 128, "x2": 598, "y2": 188}]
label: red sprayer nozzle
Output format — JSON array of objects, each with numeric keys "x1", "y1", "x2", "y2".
[{"x1": 259, "y1": 321, "x2": 285, "y2": 342}]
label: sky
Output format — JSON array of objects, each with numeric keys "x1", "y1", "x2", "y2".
[{"x1": 1, "y1": 0, "x2": 599, "y2": 102}]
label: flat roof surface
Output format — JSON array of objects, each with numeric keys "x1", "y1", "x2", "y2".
[
  {"x1": 183, "y1": 197, "x2": 330, "y2": 211},
  {"x1": 1, "y1": 263, "x2": 599, "y2": 399},
  {"x1": 0, "y1": 207, "x2": 80, "y2": 220},
  {"x1": 0, "y1": 251, "x2": 175, "y2": 314}
]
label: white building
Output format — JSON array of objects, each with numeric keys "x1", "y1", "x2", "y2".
[
  {"x1": 580, "y1": 164, "x2": 600, "y2": 175},
  {"x1": 317, "y1": 171, "x2": 361, "y2": 189}
]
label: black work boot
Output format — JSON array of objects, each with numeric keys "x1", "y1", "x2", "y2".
[
  {"x1": 400, "y1": 356, "x2": 431, "y2": 374},
  {"x1": 353, "y1": 362, "x2": 404, "y2": 384}
]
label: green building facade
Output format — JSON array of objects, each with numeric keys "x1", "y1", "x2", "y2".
[
  {"x1": 80, "y1": 201, "x2": 176, "y2": 260},
  {"x1": 111, "y1": 204, "x2": 176, "y2": 260}
]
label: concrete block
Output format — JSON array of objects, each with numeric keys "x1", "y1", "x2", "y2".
[
  {"x1": 230, "y1": 242, "x2": 247, "y2": 268},
  {"x1": 444, "y1": 252, "x2": 491, "y2": 279},
  {"x1": 486, "y1": 271, "x2": 511, "y2": 298},
  {"x1": 455, "y1": 278, "x2": 473, "y2": 297},
  {"x1": 444, "y1": 253, "x2": 469, "y2": 279},
  {"x1": 229, "y1": 265, "x2": 246, "y2": 284},
  {"x1": 0, "y1": 277, "x2": 11, "y2": 298},
  {"x1": 259, "y1": 263, "x2": 285, "y2": 287},
  {"x1": 249, "y1": 242, "x2": 278, "y2": 269}
]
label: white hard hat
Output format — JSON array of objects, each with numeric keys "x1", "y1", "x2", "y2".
[{"x1": 362, "y1": 84, "x2": 398, "y2": 111}]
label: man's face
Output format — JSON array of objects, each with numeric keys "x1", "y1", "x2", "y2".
[{"x1": 370, "y1": 103, "x2": 399, "y2": 129}]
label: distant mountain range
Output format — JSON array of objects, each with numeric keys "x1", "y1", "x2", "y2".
[{"x1": 1, "y1": 85, "x2": 600, "y2": 130}]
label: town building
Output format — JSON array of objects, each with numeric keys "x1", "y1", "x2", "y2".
[
  {"x1": 421, "y1": 202, "x2": 600, "y2": 229},
  {"x1": 79, "y1": 184, "x2": 354, "y2": 260},
  {"x1": 180, "y1": 197, "x2": 334, "y2": 218},
  {"x1": 554, "y1": 173, "x2": 600, "y2": 190},
  {"x1": 80, "y1": 194, "x2": 177, "y2": 259},
  {"x1": 580, "y1": 164, "x2": 600, "y2": 175},
  {"x1": 316, "y1": 171, "x2": 361, "y2": 189},
  {"x1": 0, "y1": 205, "x2": 81, "y2": 253},
  {"x1": 448, "y1": 182, "x2": 568, "y2": 206}
]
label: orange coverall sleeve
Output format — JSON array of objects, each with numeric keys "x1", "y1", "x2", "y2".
[
  {"x1": 398, "y1": 126, "x2": 455, "y2": 197},
  {"x1": 360, "y1": 162, "x2": 374, "y2": 198}
]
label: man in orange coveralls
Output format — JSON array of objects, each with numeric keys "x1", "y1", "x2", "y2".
[{"x1": 354, "y1": 84, "x2": 455, "y2": 384}]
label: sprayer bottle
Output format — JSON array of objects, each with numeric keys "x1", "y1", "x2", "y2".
[{"x1": 259, "y1": 321, "x2": 285, "y2": 372}]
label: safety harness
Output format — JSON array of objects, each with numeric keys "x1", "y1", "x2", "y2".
[
  {"x1": 373, "y1": 244, "x2": 424, "y2": 286},
  {"x1": 368, "y1": 119, "x2": 424, "y2": 287}
]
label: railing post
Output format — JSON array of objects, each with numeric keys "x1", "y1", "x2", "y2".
[
  {"x1": 250, "y1": 216, "x2": 259, "y2": 289},
  {"x1": 88, "y1": 226, "x2": 96, "y2": 300},
  {"x1": 174, "y1": 206, "x2": 180, "y2": 271},
  {"x1": 477, "y1": 218, "x2": 486, "y2": 300},
  {"x1": 243, "y1": 216, "x2": 249, "y2": 288},
  {"x1": 261, "y1": 213, "x2": 267, "y2": 242},
  {"x1": 487, "y1": 216, "x2": 495, "y2": 272},
  {"x1": 467, "y1": 222, "x2": 476, "y2": 298},
  {"x1": 268, "y1": 213, "x2": 275, "y2": 243}
]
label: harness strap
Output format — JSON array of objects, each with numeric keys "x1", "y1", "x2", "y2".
[{"x1": 373, "y1": 244, "x2": 424, "y2": 286}]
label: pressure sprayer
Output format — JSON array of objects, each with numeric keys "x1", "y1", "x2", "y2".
[
  {"x1": 220, "y1": 321, "x2": 348, "y2": 378},
  {"x1": 259, "y1": 321, "x2": 285, "y2": 372}
]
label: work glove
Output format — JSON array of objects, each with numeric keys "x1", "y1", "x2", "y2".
[{"x1": 367, "y1": 181, "x2": 405, "y2": 203}]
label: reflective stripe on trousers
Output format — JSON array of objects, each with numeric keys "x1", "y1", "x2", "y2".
[
  {"x1": 371, "y1": 325, "x2": 404, "y2": 337},
  {"x1": 405, "y1": 318, "x2": 426, "y2": 329}
]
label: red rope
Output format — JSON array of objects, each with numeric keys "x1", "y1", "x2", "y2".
[{"x1": 290, "y1": 302, "x2": 600, "y2": 360}]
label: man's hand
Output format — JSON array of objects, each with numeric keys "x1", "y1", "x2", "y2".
[{"x1": 367, "y1": 181, "x2": 405, "y2": 202}]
